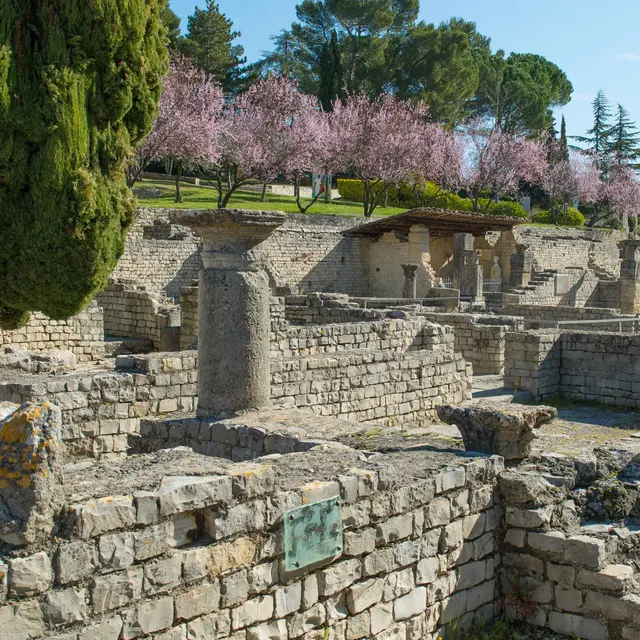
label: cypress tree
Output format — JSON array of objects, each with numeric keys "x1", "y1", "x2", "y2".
[
  {"x1": 573, "y1": 90, "x2": 612, "y2": 173},
  {"x1": 559, "y1": 115, "x2": 569, "y2": 161},
  {"x1": 0, "y1": 1, "x2": 168, "y2": 328},
  {"x1": 317, "y1": 30, "x2": 345, "y2": 112}
]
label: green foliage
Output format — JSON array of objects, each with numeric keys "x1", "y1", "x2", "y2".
[
  {"x1": 605, "y1": 104, "x2": 640, "y2": 169},
  {"x1": 471, "y1": 51, "x2": 573, "y2": 135},
  {"x1": 177, "y1": 0, "x2": 246, "y2": 93},
  {"x1": 0, "y1": 0, "x2": 168, "y2": 326},
  {"x1": 573, "y1": 90, "x2": 613, "y2": 173},
  {"x1": 531, "y1": 207, "x2": 585, "y2": 226},
  {"x1": 318, "y1": 31, "x2": 345, "y2": 112},
  {"x1": 390, "y1": 19, "x2": 480, "y2": 125},
  {"x1": 337, "y1": 179, "x2": 527, "y2": 217},
  {"x1": 162, "y1": 6, "x2": 182, "y2": 50}
]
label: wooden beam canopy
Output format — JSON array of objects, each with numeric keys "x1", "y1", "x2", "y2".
[{"x1": 344, "y1": 208, "x2": 526, "y2": 239}]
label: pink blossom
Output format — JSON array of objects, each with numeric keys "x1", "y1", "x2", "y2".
[
  {"x1": 460, "y1": 127, "x2": 547, "y2": 212},
  {"x1": 542, "y1": 150, "x2": 601, "y2": 210},
  {"x1": 605, "y1": 165, "x2": 640, "y2": 230},
  {"x1": 140, "y1": 56, "x2": 225, "y2": 165}
]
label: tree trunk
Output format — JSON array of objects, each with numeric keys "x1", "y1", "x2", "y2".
[
  {"x1": 324, "y1": 176, "x2": 332, "y2": 203},
  {"x1": 262, "y1": 182, "x2": 269, "y2": 202},
  {"x1": 383, "y1": 186, "x2": 389, "y2": 209},
  {"x1": 175, "y1": 160, "x2": 183, "y2": 204}
]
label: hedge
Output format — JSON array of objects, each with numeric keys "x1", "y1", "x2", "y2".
[
  {"x1": 531, "y1": 208, "x2": 585, "y2": 227},
  {"x1": 337, "y1": 179, "x2": 528, "y2": 218}
]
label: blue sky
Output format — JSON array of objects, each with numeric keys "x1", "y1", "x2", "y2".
[{"x1": 169, "y1": 0, "x2": 640, "y2": 139}]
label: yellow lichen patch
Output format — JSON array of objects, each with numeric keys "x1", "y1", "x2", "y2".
[{"x1": 0, "y1": 404, "x2": 44, "y2": 444}]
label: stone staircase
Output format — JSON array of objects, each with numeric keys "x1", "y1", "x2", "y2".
[
  {"x1": 507, "y1": 269, "x2": 558, "y2": 298},
  {"x1": 590, "y1": 264, "x2": 618, "y2": 282}
]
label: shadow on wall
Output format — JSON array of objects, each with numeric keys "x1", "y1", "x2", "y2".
[
  {"x1": 281, "y1": 239, "x2": 370, "y2": 296},
  {"x1": 166, "y1": 252, "x2": 202, "y2": 300}
]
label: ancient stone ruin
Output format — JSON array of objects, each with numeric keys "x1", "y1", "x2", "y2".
[{"x1": 2, "y1": 207, "x2": 640, "y2": 640}]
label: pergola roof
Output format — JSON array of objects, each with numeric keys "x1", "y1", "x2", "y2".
[{"x1": 344, "y1": 208, "x2": 526, "y2": 239}]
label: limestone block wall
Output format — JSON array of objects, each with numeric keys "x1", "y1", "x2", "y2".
[
  {"x1": 272, "y1": 324, "x2": 472, "y2": 427},
  {"x1": 502, "y1": 507, "x2": 640, "y2": 638},
  {"x1": 505, "y1": 330, "x2": 640, "y2": 408},
  {"x1": 96, "y1": 281, "x2": 181, "y2": 351},
  {"x1": 503, "y1": 304, "x2": 631, "y2": 332},
  {"x1": 504, "y1": 331, "x2": 562, "y2": 397},
  {"x1": 179, "y1": 285, "x2": 199, "y2": 351},
  {"x1": 262, "y1": 214, "x2": 370, "y2": 295},
  {"x1": 114, "y1": 208, "x2": 202, "y2": 298},
  {"x1": 0, "y1": 452, "x2": 503, "y2": 640},
  {"x1": 0, "y1": 303, "x2": 104, "y2": 362},
  {"x1": 419, "y1": 313, "x2": 515, "y2": 376},
  {"x1": 511, "y1": 227, "x2": 624, "y2": 278},
  {"x1": 0, "y1": 319, "x2": 472, "y2": 458},
  {"x1": 505, "y1": 268, "x2": 600, "y2": 307}
]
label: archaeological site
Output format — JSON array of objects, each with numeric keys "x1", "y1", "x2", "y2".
[{"x1": 3, "y1": 205, "x2": 640, "y2": 640}]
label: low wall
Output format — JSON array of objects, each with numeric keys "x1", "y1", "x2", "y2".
[
  {"x1": 503, "y1": 304, "x2": 635, "y2": 332},
  {"x1": 96, "y1": 281, "x2": 181, "y2": 351},
  {"x1": 0, "y1": 440, "x2": 503, "y2": 640},
  {"x1": 505, "y1": 330, "x2": 640, "y2": 408},
  {"x1": 0, "y1": 319, "x2": 472, "y2": 457},
  {"x1": 0, "y1": 303, "x2": 104, "y2": 362}
]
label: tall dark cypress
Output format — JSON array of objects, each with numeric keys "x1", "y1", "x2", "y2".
[
  {"x1": 317, "y1": 30, "x2": 345, "y2": 112},
  {"x1": 559, "y1": 115, "x2": 569, "y2": 162},
  {"x1": 0, "y1": 0, "x2": 168, "y2": 328}
]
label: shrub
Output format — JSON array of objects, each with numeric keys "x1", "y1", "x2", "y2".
[
  {"x1": 531, "y1": 207, "x2": 585, "y2": 226},
  {"x1": 559, "y1": 207, "x2": 585, "y2": 226},
  {"x1": 480, "y1": 200, "x2": 528, "y2": 219}
]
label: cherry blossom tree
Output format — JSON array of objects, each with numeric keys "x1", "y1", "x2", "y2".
[
  {"x1": 541, "y1": 147, "x2": 601, "y2": 223},
  {"x1": 216, "y1": 75, "x2": 325, "y2": 208},
  {"x1": 137, "y1": 57, "x2": 225, "y2": 203},
  {"x1": 330, "y1": 93, "x2": 430, "y2": 217},
  {"x1": 605, "y1": 165, "x2": 640, "y2": 232},
  {"x1": 460, "y1": 126, "x2": 547, "y2": 213}
]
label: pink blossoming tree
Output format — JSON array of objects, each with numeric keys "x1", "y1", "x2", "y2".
[
  {"x1": 330, "y1": 93, "x2": 430, "y2": 217},
  {"x1": 137, "y1": 57, "x2": 225, "y2": 203},
  {"x1": 605, "y1": 165, "x2": 640, "y2": 232},
  {"x1": 541, "y1": 147, "x2": 601, "y2": 223},
  {"x1": 460, "y1": 126, "x2": 547, "y2": 213}
]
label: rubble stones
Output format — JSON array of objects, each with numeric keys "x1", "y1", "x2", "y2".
[{"x1": 437, "y1": 402, "x2": 557, "y2": 460}]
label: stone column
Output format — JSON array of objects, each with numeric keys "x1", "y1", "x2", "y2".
[
  {"x1": 407, "y1": 225, "x2": 433, "y2": 296},
  {"x1": 401, "y1": 264, "x2": 418, "y2": 299},
  {"x1": 172, "y1": 209, "x2": 285, "y2": 416},
  {"x1": 619, "y1": 238, "x2": 640, "y2": 314},
  {"x1": 452, "y1": 233, "x2": 484, "y2": 303}
]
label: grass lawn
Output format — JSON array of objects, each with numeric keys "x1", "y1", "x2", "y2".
[{"x1": 135, "y1": 179, "x2": 406, "y2": 217}]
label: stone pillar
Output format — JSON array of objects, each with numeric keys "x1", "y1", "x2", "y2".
[
  {"x1": 452, "y1": 233, "x2": 484, "y2": 303},
  {"x1": 401, "y1": 264, "x2": 418, "y2": 299},
  {"x1": 407, "y1": 225, "x2": 433, "y2": 296},
  {"x1": 619, "y1": 238, "x2": 640, "y2": 314},
  {"x1": 172, "y1": 209, "x2": 285, "y2": 415}
]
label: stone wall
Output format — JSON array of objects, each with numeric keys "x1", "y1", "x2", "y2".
[
  {"x1": 0, "y1": 446, "x2": 503, "y2": 640},
  {"x1": 501, "y1": 474, "x2": 640, "y2": 639},
  {"x1": 419, "y1": 313, "x2": 516, "y2": 376},
  {"x1": 272, "y1": 323, "x2": 472, "y2": 426},
  {"x1": 114, "y1": 208, "x2": 202, "y2": 299},
  {"x1": 96, "y1": 281, "x2": 181, "y2": 351},
  {"x1": 0, "y1": 318, "x2": 472, "y2": 457},
  {"x1": 0, "y1": 303, "x2": 104, "y2": 362},
  {"x1": 503, "y1": 304, "x2": 632, "y2": 332},
  {"x1": 178, "y1": 285, "x2": 199, "y2": 351},
  {"x1": 504, "y1": 330, "x2": 640, "y2": 408},
  {"x1": 510, "y1": 227, "x2": 624, "y2": 284}
]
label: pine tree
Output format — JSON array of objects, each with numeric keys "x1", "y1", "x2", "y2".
[
  {"x1": 163, "y1": 6, "x2": 182, "y2": 50},
  {"x1": 573, "y1": 90, "x2": 612, "y2": 173},
  {"x1": 178, "y1": 1, "x2": 246, "y2": 93},
  {"x1": 605, "y1": 104, "x2": 640, "y2": 169},
  {"x1": 0, "y1": 0, "x2": 168, "y2": 329}
]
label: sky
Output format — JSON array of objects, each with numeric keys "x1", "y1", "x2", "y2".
[{"x1": 169, "y1": 0, "x2": 640, "y2": 139}]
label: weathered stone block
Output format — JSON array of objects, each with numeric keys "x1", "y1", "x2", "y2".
[
  {"x1": 92, "y1": 567, "x2": 143, "y2": 613},
  {"x1": 77, "y1": 616, "x2": 123, "y2": 640},
  {"x1": 437, "y1": 402, "x2": 557, "y2": 460},
  {"x1": 9, "y1": 552, "x2": 52, "y2": 596},
  {"x1": 231, "y1": 595, "x2": 274, "y2": 630},
  {"x1": 274, "y1": 581, "x2": 302, "y2": 617},
  {"x1": 158, "y1": 475, "x2": 233, "y2": 516},
  {"x1": 55, "y1": 541, "x2": 98, "y2": 585},
  {"x1": 318, "y1": 559, "x2": 361, "y2": 597},
  {"x1": 0, "y1": 600, "x2": 46, "y2": 640},
  {"x1": 175, "y1": 582, "x2": 220, "y2": 621},
  {"x1": 0, "y1": 403, "x2": 64, "y2": 545},
  {"x1": 121, "y1": 595, "x2": 174, "y2": 639},
  {"x1": 73, "y1": 495, "x2": 136, "y2": 539},
  {"x1": 42, "y1": 587, "x2": 88, "y2": 626},
  {"x1": 346, "y1": 577, "x2": 384, "y2": 614},
  {"x1": 565, "y1": 535, "x2": 607, "y2": 569},
  {"x1": 394, "y1": 587, "x2": 427, "y2": 621}
]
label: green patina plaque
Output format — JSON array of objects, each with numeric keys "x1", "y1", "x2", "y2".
[{"x1": 284, "y1": 497, "x2": 343, "y2": 571}]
